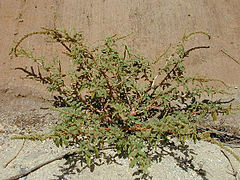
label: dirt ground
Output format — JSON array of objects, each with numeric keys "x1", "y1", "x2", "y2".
[{"x1": 0, "y1": 0, "x2": 240, "y2": 179}]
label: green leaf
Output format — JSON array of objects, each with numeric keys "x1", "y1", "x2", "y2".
[
  {"x1": 62, "y1": 137, "x2": 69, "y2": 146},
  {"x1": 137, "y1": 150, "x2": 146, "y2": 157},
  {"x1": 85, "y1": 150, "x2": 91, "y2": 157},
  {"x1": 85, "y1": 155, "x2": 91, "y2": 167},
  {"x1": 129, "y1": 158, "x2": 138, "y2": 168},
  {"x1": 211, "y1": 110, "x2": 217, "y2": 121},
  {"x1": 129, "y1": 150, "x2": 137, "y2": 158}
]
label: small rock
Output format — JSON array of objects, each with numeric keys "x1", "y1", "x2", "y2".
[
  {"x1": 0, "y1": 124, "x2": 5, "y2": 133},
  {"x1": 13, "y1": 125, "x2": 19, "y2": 131}
]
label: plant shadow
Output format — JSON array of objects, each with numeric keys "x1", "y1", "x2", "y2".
[{"x1": 52, "y1": 140, "x2": 208, "y2": 180}]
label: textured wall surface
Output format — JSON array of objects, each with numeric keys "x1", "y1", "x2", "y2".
[{"x1": 1, "y1": 0, "x2": 240, "y2": 91}]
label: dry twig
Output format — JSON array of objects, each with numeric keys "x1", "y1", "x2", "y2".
[
  {"x1": 4, "y1": 139, "x2": 26, "y2": 168},
  {"x1": 221, "y1": 49, "x2": 240, "y2": 66},
  {"x1": 221, "y1": 149, "x2": 239, "y2": 180},
  {"x1": 2, "y1": 152, "x2": 72, "y2": 180}
]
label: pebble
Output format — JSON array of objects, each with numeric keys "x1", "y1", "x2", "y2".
[{"x1": 0, "y1": 123, "x2": 4, "y2": 133}]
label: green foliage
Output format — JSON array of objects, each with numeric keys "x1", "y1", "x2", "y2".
[{"x1": 10, "y1": 28, "x2": 232, "y2": 174}]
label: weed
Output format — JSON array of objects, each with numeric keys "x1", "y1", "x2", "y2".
[{"x1": 10, "y1": 28, "x2": 233, "y2": 175}]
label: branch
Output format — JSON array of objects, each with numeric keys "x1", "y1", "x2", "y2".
[
  {"x1": 3, "y1": 145, "x2": 117, "y2": 180},
  {"x1": 4, "y1": 140, "x2": 26, "y2": 168},
  {"x1": 3, "y1": 152, "x2": 73, "y2": 180},
  {"x1": 88, "y1": 53, "x2": 117, "y2": 100},
  {"x1": 183, "y1": 46, "x2": 210, "y2": 58},
  {"x1": 15, "y1": 67, "x2": 51, "y2": 84},
  {"x1": 197, "y1": 126, "x2": 240, "y2": 141},
  {"x1": 11, "y1": 31, "x2": 49, "y2": 57},
  {"x1": 220, "y1": 150, "x2": 239, "y2": 180},
  {"x1": 221, "y1": 49, "x2": 240, "y2": 66}
]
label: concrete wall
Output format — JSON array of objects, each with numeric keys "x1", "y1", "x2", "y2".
[{"x1": 1, "y1": 0, "x2": 240, "y2": 91}]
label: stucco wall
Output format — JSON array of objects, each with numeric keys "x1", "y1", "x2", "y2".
[{"x1": 1, "y1": 0, "x2": 240, "y2": 90}]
